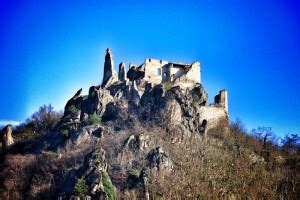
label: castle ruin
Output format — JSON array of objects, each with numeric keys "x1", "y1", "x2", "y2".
[
  {"x1": 59, "y1": 48, "x2": 229, "y2": 136},
  {"x1": 101, "y1": 48, "x2": 228, "y2": 113}
]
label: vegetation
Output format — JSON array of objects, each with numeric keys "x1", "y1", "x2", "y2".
[
  {"x1": 1, "y1": 112, "x2": 299, "y2": 199},
  {"x1": 14, "y1": 104, "x2": 62, "y2": 140},
  {"x1": 101, "y1": 170, "x2": 116, "y2": 200},
  {"x1": 163, "y1": 82, "x2": 173, "y2": 91},
  {"x1": 127, "y1": 169, "x2": 140, "y2": 188},
  {"x1": 82, "y1": 112, "x2": 102, "y2": 126},
  {"x1": 66, "y1": 105, "x2": 77, "y2": 114},
  {"x1": 73, "y1": 177, "x2": 88, "y2": 199}
]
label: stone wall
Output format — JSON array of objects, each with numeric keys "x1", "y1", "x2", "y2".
[
  {"x1": 197, "y1": 106, "x2": 228, "y2": 128},
  {"x1": 170, "y1": 65, "x2": 186, "y2": 81},
  {"x1": 185, "y1": 61, "x2": 201, "y2": 83},
  {"x1": 214, "y1": 90, "x2": 228, "y2": 112},
  {"x1": 143, "y1": 59, "x2": 168, "y2": 84}
]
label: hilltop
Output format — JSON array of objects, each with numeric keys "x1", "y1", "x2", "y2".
[{"x1": 0, "y1": 49, "x2": 299, "y2": 199}]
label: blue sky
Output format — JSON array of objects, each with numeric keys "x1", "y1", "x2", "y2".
[{"x1": 0, "y1": 0, "x2": 299, "y2": 136}]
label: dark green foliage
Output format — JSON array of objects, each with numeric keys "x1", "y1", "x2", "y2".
[
  {"x1": 127, "y1": 169, "x2": 140, "y2": 188},
  {"x1": 101, "y1": 171, "x2": 116, "y2": 200},
  {"x1": 67, "y1": 105, "x2": 77, "y2": 114},
  {"x1": 82, "y1": 113, "x2": 102, "y2": 126},
  {"x1": 73, "y1": 177, "x2": 88, "y2": 199}
]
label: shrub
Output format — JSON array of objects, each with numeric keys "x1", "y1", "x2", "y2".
[
  {"x1": 127, "y1": 169, "x2": 140, "y2": 188},
  {"x1": 82, "y1": 113, "x2": 102, "y2": 126},
  {"x1": 15, "y1": 104, "x2": 62, "y2": 137},
  {"x1": 89, "y1": 113, "x2": 102, "y2": 124},
  {"x1": 73, "y1": 177, "x2": 88, "y2": 199},
  {"x1": 163, "y1": 82, "x2": 173, "y2": 91},
  {"x1": 67, "y1": 105, "x2": 77, "y2": 113},
  {"x1": 101, "y1": 170, "x2": 116, "y2": 200}
]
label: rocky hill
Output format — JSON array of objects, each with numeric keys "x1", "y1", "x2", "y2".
[{"x1": 0, "y1": 49, "x2": 299, "y2": 199}]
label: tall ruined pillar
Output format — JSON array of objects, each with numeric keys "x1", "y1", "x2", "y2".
[
  {"x1": 118, "y1": 62, "x2": 126, "y2": 81},
  {"x1": 102, "y1": 48, "x2": 116, "y2": 87}
]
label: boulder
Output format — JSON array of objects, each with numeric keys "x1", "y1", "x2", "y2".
[
  {"x1": 1, "y1": 124, "x2": 14, "y2": 151},
  {"x1": 81, "y1": 86, "x2": 113, "y2": 118},
  {"x1": 147, "y1": 147, "x2": 173, "y2": 172},
  {"x1": 77, "y1": 148, "x2": 107, "y2": 196},
  {"x1": 164, "y1": 99, "x2": 182, "y2": 125},
  {"x1": 62, "y1": 88, "x2": 83, "y2": 123},
  {"x1": 123, "y1": 134, "x2": 150, "y2": 151},
  {"x1": 137, "y1": 134, "x2": 149, "y2": 151}
]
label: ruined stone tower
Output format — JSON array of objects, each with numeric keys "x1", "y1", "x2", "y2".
[{"x1": 102, "y1": 48, "x2": 115, "y2": 87}]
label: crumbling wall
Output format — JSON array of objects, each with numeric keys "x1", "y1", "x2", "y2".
[
  {"x1": 143, "y1": 59, "x2": 168, "y2": 84},
  {"x1": 197, "y1": 106, "x2": 228, "y2": 128},
  {"x1": 214, "y1": 90, "x2": 228, "y2": 112},
  {"x1": 170, "y1": 65, "x2": 186, "y2": 81},
  {"x1": 185, "y1": 61, "x2": 201, "y2": 83}
]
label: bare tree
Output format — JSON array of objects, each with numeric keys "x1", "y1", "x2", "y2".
[
  {"x1": 28, "y1": 104, "x2": 62, "y2": 134},
  {"x1": 251, "y1": 126, "x2": 278, "y2": 149},
  {"x1": 281, "y1": 134, "x2": 300, "y2": 153}
]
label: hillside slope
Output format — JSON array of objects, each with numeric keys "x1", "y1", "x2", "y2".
[{"x1": 0, "y1": 76, "x2": 299, "y2": 199}]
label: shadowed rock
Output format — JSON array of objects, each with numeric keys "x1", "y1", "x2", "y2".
[
  {"x1": 147, "y1": 147, "x2": 173, "y2": 172},
  {"x1": 118, "y1": 62, "x2": 126, "y2": 81}
]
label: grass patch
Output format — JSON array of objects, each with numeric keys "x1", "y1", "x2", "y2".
[{"x1": 101, "y1": 170, "x2": 116, "y2": 200}]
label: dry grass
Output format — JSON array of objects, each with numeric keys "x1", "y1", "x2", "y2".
[{"x1": 1, "y1": 121, "x2": 298, "y2": 199}]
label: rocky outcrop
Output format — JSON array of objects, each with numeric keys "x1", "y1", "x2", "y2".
[
  {"x1": 1, "y1": 124, "x2": 14, "y2": 151},
  {"x1": 123, "y1": 134, "x2": 150, "y2": 151},
  {"x1": 165, "y1": 99, "x2": 182, "y2": 126},
  {"x1": 57, "y1": 147, "x2": 108, "y2": 199},
  {"x1": 81, "y1": 86, "x2": 113, "y2": 118},
  {"x1": 118, "y1": 62, "x2": 126, "y2": 81},
  {"x1": 78, "y1": 148, "x2": 107, "y2": 194},
  {"x1": 102, "y1": 48, "x2": 117, "y2": 87},
  {"x1": 64, "y1": 88, "x2": 83, "y2": 122},
  {"x1": 147, "y1": 147, "x2": 173, "y2": 172},
  {"x1": 127, "y1": 64, "x2": 145, "y2": 82}
]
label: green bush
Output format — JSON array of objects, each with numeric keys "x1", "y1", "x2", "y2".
[
  {"x1": 73, "y1": 177, "x2": 88, "y2": 199},
  {"x1": 89, "y1": 113, "x2": 101, "y2": 124},
  {"x1": 82, "y1": 112, "x2": 102, "y2": 126},
  {"x1": 101, "y1": 171, "x2": 116, "y2": 200}
]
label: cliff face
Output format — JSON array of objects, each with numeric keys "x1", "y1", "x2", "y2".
[{"x1": 58, "y1": 79, "x2": 228, "y2": 141}]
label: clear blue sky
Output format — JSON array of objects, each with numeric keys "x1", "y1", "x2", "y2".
[{"x1": 0, "y1": 0, "x2": 299, "y2": 136}]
